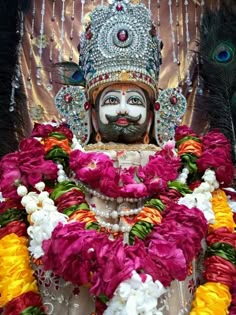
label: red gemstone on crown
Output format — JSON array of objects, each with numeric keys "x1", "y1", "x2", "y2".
[
  {"x1": 64, "y1": 93, "x2": 73, "y2": 103},
  {"x1": 116, "y1": 4, "x2": 123, "y2": 11},
  {"x1": 170, "y1": 95, "x2": 178, "y2": 104},
  {"x1": 154, "y1": 102, "x2": 161, "y2": 111},
  {"x1": 84, "y1": 102, "x2": 91, "y2": 110},
  {"x1": 117, "y1": 30, "x2": 128, "y2": 42}
]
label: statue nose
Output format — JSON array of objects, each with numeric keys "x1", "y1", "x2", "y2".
[{"x1": 118, "y1": 99, "x2": 128, "y2": 115}]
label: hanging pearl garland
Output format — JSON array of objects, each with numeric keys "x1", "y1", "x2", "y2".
[
  {"x1": 90, "y1": 203, "x2": 143, "y2": 219},
  {"x1": 95, "y1": 215, "x2": 132, "y2": 232},
  {"x1": 58, "y1": 0, "x2": 66, "y2": 62}
]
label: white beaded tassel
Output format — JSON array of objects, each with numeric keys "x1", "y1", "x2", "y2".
[
  {"x1": 69, "y1": 0, "x2": 75, "y2": 61},
  {"x1": 168, "y1": 0, "x2": 177, "y2": 64},
  {"x1": 184, "y1": 0, "x2": 192, "y2": 92},
  {"x1": 81, "y1": 0, "x2": 85, "y2": 23},
  {"x1": 195, "y1": 3, "x2": 202, "y2": 95},
  {"x1": 200, "y1": 0, "x2": 205, "y2": 24},
  {"x1": 175, "y1": 0, "x2": 181, "y2": 85},
  {"x1": 49, "y1": 0, "x2": 56, "y2": 63},
  {"x1": 27, "y1": 0, "x2": 36, "y2": 90},
  {"x1": 36, "y1": 0, "x2": 46, "y2": 86},
  {"x1": 156, "y1": 0, "x2": 161, "y2": 37},
  {"x1": 58, "y1": 0, "x2": 66, "y2": 62}
]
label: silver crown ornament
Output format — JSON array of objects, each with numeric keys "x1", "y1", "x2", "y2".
[
  {"x1": 79, "y1": 0, "x2": 162, "y2": 102},
  {"x1": 55, "y1": 86, "x2": 91, "y2": 145},
  {"x1": 154, "y1": 88, "x2": 187, "y2": 146}
]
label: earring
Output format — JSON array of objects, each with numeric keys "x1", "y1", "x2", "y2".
[
  {"x1": 143, "y1": 133, "x2": 150, "y2": 144},
  {"x1": 96, "y1": 132, "x2": 102, "y2": 142}
]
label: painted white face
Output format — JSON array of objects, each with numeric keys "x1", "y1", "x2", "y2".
[{"x1": 99, "y1": 85, "x2": 147, "y2": 126}]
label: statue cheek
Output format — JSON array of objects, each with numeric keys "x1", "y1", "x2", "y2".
[{"x1": 99, "y1": 106, "x2": 117, "y2": 124}]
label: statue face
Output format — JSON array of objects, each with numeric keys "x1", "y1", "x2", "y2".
[{"x1": 93, "y1": 83, "x2": 152, "y2": 143}]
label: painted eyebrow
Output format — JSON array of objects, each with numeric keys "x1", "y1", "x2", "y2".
[
  {"x1": 102, "y1": 90, "x2": 121, "y2": 98},
  {"x1": 126, "y1": 90, "x2": 145, "y2": 99}
]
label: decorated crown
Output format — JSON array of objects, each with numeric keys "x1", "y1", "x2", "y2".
[{"x1": 79, "y1": 0, "x2": 162, "y2": 102}]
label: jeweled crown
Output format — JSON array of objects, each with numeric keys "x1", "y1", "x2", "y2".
[{"x1": 79, "y1": 0, "x2": 162, "y2": 102}]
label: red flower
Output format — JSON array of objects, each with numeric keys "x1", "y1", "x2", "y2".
[
  {"x1": 31, "y1": 123, "x2": 54, "y2": 138},
  {"x1": 70, "y1": 150, "x2": 113, "y2": 189},
  {"x1": 207, "y1": 227, "x2": 236, "y2": 247},
  {"x1": 197, "y1": 147, "x2": 234, "y2": 185},
  {"x1": 175, "y1": 125, "x2": 197, "y2": 142},
  {"x1": 53, "y1": 124, "x2": 73, "y2": 141}
]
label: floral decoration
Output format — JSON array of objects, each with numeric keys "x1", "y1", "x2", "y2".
[{"x1": 0, "y1": 123, "x2": 235, "y2": 315}]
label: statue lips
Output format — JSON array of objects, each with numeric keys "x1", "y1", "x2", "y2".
[
  {"x1": 116, "y1": 117, "x2": 130, "y2": 126},
  {"x1": 105, "y1": 114, "x2": 142, "y2": 126}
]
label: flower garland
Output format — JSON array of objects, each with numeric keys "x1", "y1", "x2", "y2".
[{"x1": 0, "y1": 123, "x2": 235, "y2": 315}]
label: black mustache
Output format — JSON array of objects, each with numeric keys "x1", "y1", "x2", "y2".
[{"x1": 105, "y1": 114, "x2": 141, "y2": 123}]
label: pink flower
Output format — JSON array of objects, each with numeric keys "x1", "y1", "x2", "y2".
[
  {"x1": 120, "y1": 167, "x2": 137, "y2": 185},
  {"x1": 91, "y1": 238, "x2": 148, "y2": 298},
  {"x1": 31, "y1": 123, "x2": 54, "y2": 138},
  {"x1": 202, "y1": 130, "x2": 231, "y2": 150},
  {"x1": 70, "y1": 150, "x2": 113, "y2": 188},
  {"x1": 18, "y1": 138, "x2": 58, "y2": 186},
  {"x1": 120, "y1": 183, "x2": 148, "y2": 198},
  {"x1": 0, "y1": 152, "x2": 22, "y2": 198},
  {"x1": 138, "y1": 156, "x2": 180, "y2": 194},
  {"x1": 197, "y1": 147, "x2": 234, "y2": 185},
  {"x1": 175, "y1": 125, "x2": 197, "y2": 142},
  {"x1": 99, "y1": 163, "x2": 120, "y2": 197},
  {"x1": 43, "y1": 222, "x2": 109, "y2": 286},
  {"x1": 147, "y1": 238, "x2": 187, "y2": 281},
  {"x1": 53, "y1": 124, "x2": 73, "y2": 141}
]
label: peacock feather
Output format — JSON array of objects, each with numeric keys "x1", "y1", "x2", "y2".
[{"x1": 199, "y1": 4, "x2": 236, "y2": 161}]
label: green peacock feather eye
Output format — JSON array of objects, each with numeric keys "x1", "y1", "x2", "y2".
[{"x1": 212, "y1": 42, "x2": 235, "y2": 64}]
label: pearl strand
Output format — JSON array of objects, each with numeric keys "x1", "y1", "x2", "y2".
[
  {"x1": 90, "y1": 204, "x2": 143, "y2": 219},
  {"x1": 95, "y1": 216, "x2": 131, "y2": 233},
  {"x1": 84, "y1": 185, "x2": 146, "y2": 203}
]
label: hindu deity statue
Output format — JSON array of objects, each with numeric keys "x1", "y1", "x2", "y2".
[{"x1": 0, "y1": 1, "x2": 236, "y2": 315}]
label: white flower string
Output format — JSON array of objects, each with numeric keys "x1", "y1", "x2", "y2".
[
  {"x1": 17, "y1": 182, "x2": 68, "y2": 259},
  {"x1": 148, "y1": 0, "x2": 151, "y2": 11},
  {"x1": 104, "y1": 271, "x2": 166, "y2": 315},
  {"x1": 36, "y1": 0, "x2": 46, "y2": 86},
  {"x1": 168, "y1": 0, "x2": 177, "y2": 64},
  {"x1": 178, "y1": 169, "x2": 218, "y2": 223},
  {"x1": 176, "y1": 167, "x2": 189, "y2": 184},
  {"x1": 58, "y1": 0, "x2": 66, "y2": 62},
  {"x1": 26, "y1": 0, "x2": 36, "y2": 90}
]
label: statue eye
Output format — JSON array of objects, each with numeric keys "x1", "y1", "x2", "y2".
[
  {"x1": 127, "y1": 96, "x2": 144, "y2": 106},
  {"x1": 103, "y1": 96, "x2": 119, "y2": 105},
  {"x1": 213, "y1": 43, "x2": 234, "y2": 63}
]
